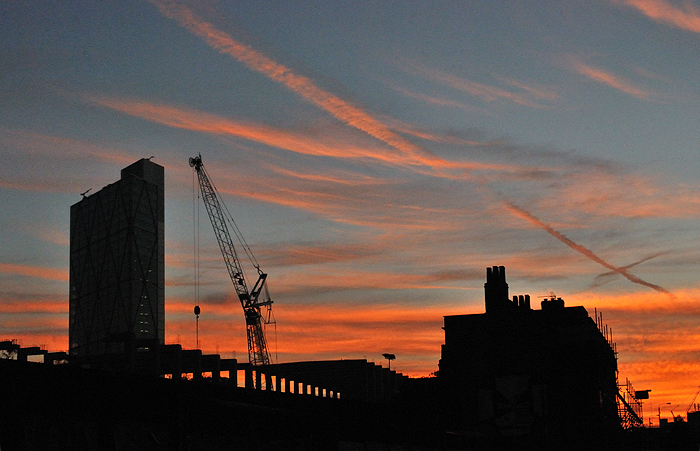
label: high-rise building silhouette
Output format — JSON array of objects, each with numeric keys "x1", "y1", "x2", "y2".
[{"x1": 69, "y1": 159, "x2": 165, "y2": 366}]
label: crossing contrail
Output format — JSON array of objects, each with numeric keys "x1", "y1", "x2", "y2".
[
  {"x1": 503, "y1": 201, "x2": 673, "y2": 296},
  {"x1": 591, "y1": 252, "x2": 667, "y2": 288}
]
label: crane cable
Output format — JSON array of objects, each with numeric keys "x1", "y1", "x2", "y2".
[
  {"x1": 192, "y1": 168, "x2": 201, "y2": 349},
  {"x1": 192, "y1": 157, "x2": 275, "y2": 363},
  {"x1": 199, "y1": 164, "x2": 263, "y2": 276},
  {"x1": 195, "y1": 163, "x2": 250, "y2": 286}
]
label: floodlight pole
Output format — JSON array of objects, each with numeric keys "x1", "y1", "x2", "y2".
[{"x1": 382, "y1": 353, "x2": 396, "y2": 371}]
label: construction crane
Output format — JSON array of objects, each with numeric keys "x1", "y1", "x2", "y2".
[
  {"x1": 686, "y1": 385, "x2": 700, "y2": 413},
  {"x1": 189, "y1": 155, "x2": 273, "y2": 367}
]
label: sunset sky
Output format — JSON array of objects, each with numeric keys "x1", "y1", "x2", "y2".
[{"x1": 2, "y1": 0, "x2": 700, "y2": 423}]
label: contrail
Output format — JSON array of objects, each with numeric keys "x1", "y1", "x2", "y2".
[
  {"x1": 148, "y1": 0, "x2": 443, "y2": 168},
  {"x1": 503, "y1": 201, "x2": 673, "y2": 296},
  {"x1": 591, "y1": 252, "x2": 668, "y2": 288},
  {"x1": 87, "y1": 96, "x2": 521, "y2": 173},
  {"x1": 148, "y1": 1, "x2": 671, "y2": 295}
]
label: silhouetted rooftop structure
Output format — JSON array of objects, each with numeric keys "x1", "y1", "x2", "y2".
[{"x1": 439, "y1": 265, "x2": 619, "y2": 450}]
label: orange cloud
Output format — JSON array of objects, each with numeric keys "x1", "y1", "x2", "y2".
[
  {"x1": 0, "y1": 263, "x2": 68, "y2": 282},
  {"x1": 0, "y1": 300, "x2": 67, "y2": 314},
  {"x1": 0, "y1": 298, "x2": 69, "y2": 352},
  {"x1": 390, "y1": 123, "x2": 493, "y2": 147},
  {"x1": 260, "y1": 242, "x2": 381, "y2": 267},
  {"x1": 268, "y1": 166, "x2": 383, "y2": 187},
  {"x1": 33, "y1": 227, "x2": 70, "y2": 247},
  {"x1": 273, "y1": 269, "x2": 479, "y2": 294},
  {"x1": 550, "y1": 170, "x2": 700, "y2": 219},
  {"x1": 8, "y1": 282, "x2": 699, "y2": 411},
  {"x1": 496, "y1": 76, "x2": 558, "y2": 102},
  {"x1": 187, "y1": 155, "x2": 548, "y2": 235},
  {"x1": 391, "y1": 84, "x2": 486, "y2": 114},
  {"x1": 561, "y1": 289, "x2": 700, "y2": 419},
  {"x1": 88, "y1": 98, "x2": 529, "y2": 182},
  {"x1": 173, "y1": 254, "x2": 481, "y2": 298},
  {"x1": 574, "y1": 288, "x2": 700, "y2": 315},
  {"x1": 88, "y1": 97, "x2": 395, "y2": 162},
  {"x1": 0, "y1": 314, "x2": 68, "y2": 352},
  {"x1": 2, "y1": 334, "x2": 68, "y2": 354},
  {"x1": 165, "y1": 286, "x2": 700, "y2": 398},
  {"x1": 616, "y1": 0, "x2": 700, "y2": 32},
  {"x1": 403, "y1": 61, "x2": 556, "y2": 108},
  {"x1": 165, "y1": 298, "x2": 473, "y2": 376},
  {"x1": 232, "y1": 188, "x2": 463, "y2": 231},
  {"x1": 569, "y1": 58, "x2": 652, "y2": 99}
]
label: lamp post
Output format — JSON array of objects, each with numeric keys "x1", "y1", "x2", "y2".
[
  {"x1": 658, "y1": 402, "x2": 671, "y2": 426},
  {"x1": 382, "y1": 353, "x2": 396, "y2": 371}
]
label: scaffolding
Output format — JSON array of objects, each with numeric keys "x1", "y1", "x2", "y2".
[
  {"x1": 618, "y1": 378, "x2": 644, "y2": 429},
  {"x1": 593, "y1": 309, "x2": 644, "y2": 429}
]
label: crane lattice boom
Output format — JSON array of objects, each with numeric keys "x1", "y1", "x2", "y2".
[{"x1": 189, "y1": 155, "x2": 272, "y2": 367}]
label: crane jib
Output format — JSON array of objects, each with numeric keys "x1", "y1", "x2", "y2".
[{"x1": 190, "y1": 154, "x2": 272, "y2": 367}]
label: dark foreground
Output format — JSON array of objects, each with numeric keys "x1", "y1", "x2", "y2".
[{"x1": 2, "y1": 359, "x2": 699, "y2": 450}]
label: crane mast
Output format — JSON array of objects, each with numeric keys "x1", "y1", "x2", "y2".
[{"x1": 189, "y1": 155, "x2": 272, "y2": 367}]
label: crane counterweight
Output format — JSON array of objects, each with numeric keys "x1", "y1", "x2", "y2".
[{"x1": 190, "y1": 155, "x2": 272, "y2": 367}]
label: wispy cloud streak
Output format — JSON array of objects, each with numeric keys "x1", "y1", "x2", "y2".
[
  {"x1": 148, "y1": 0, "x2": 443, "y2": 168},
  {"x1": 0, "y1": 263, "x2": 68, "y2": 282},
  {"x1": 502, "y1": 201, "x2": 672, "y2": 295},
  {"x1": 89, "y1": 96, "x2": 528, "y2": 175},
  {"x1": 616, "y1": 0, "x2": 700, "y2": 32},
  {"x1": 403, "y1": 62, "x2": 556, "y2": 108},
  {"x1": 569, "y1": 58, "x2": 651, "y2": 99},
  {"x1": 143, "y1": 1, "x2": 685, "y2": 297},
  {"x1": 391, "y1": 84, "x2": 484, "y2": 113},
  {"x1": 89, "y1": 97, "x2": 390, "y2": 161}
]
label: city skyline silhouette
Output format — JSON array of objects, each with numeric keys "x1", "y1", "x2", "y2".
[{"x1": 2, "y1": 0, "x2": 700, "y2": 424}]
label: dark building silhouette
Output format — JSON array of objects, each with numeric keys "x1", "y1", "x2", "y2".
[
  {"x1": 10, "y1": 156, "x2": 676, "y2": 449},
  {"x1": 439, "y1": 265, "x2": 620, "y2": 449},
  {"x1": 69, "y1": 159, "x2": 165, "y2": 367},
  {"x1": 7, "y1": 258, "x2": 700, "y2": 449}
]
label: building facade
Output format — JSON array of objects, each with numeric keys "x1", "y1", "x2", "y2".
[
  {"x1": 69, "y1": 159, "x2": 165, "y2": 366},
  {"x1": 439, "y1": 266, "x2": 620, "y2": 449}
]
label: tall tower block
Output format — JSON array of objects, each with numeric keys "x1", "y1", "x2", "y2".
[{"x1": 69, "y1": 159, "x2": 165, "y2": 364}]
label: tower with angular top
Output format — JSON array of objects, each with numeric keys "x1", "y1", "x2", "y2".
[{"x1": 69, "y1": 159, "x2": 165, "y2": 366}]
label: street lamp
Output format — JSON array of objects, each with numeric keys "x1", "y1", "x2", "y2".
[
  {"x1": 382, "y1": 353, "x2": 396, "y2": 371},
  {"x1": 658, "y1": 402, "x2": 671, "y2": 426}
]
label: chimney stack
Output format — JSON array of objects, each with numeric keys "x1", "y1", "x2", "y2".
[{"x1": 485, "y1": 265, "x2": 509, "y2": 313}]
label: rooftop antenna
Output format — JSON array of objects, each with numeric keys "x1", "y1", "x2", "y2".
[
  {"x1": 80, "y1": 188, "x2": 91, "y2": 198},
  {"x1": 382, "y1": 353, "x2": 396, "y2": 371}
]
